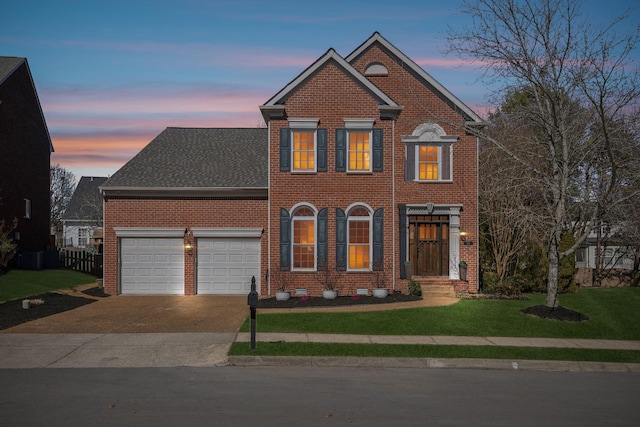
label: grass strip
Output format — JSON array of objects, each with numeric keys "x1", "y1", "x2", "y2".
[
  {"x1": 0, "y1": 270, "x2": 97, "y2": 302},
  {"x1": 229, "y1": 342, "x2": 640, "y2": 363}
]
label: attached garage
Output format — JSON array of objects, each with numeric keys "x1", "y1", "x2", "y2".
[
  {"x1": 115, "y1": 228, "x2": 185, "y2": 295},
  {"x1": 194, "y1": 228, "x2": 262, "y2": 295}
]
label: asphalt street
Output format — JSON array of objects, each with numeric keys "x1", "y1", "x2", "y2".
[{"x1": 1, "y1": 366, "x2": 638, "y2": 426}]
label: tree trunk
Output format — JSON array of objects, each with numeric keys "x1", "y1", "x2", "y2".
[{"x1": 546, "y1": 244, "x2": 560, "y2": 308}]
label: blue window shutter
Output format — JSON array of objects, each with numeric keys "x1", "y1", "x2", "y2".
[
  {"x1": 336, "y1": 208, "x2": 346, "y2": 271},
  {"x1": 373, "y1": 208, "x2": 384, "y2": 270},
  {"x1": 405, "y1": 144, "x2": 415, "y2": 181},
  {"x1": 280, "y1": 128, "x2": 291, "y2": 172},
  {"x1": 280, "y1": 208, "x2": 291, "y2": 271},
  {"x1": 372, "y1": 129, "x2": 383, "y2": 172},
  {"x1": 317, "y1": 208, "x2": 328, "y2": 270},
  {"x1": 335, "y1": 129, "x2": 346, "y2": 172},
  {"x1": 441, "y1": 144, "x2": 451, "y2": 180},
  {"x1": 398, "y1": 204, "x2": 407, "y2": 279},
  {"x1": 317, "y1": 129, "x2": 327, "y2": 172}
]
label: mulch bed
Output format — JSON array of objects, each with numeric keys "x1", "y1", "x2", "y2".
[
  {"x1": 257, "y1": 292, "x2": 422, "y2": 309},
  {"x1": 521, "y1": 305, "x2": 589, "y2": 322},
  {"x1": 0, "y1": 287, "x2": 109, "y2": 331}
]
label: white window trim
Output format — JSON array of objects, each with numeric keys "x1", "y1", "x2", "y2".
[
  {"x1": 344, "y1": 119, "x2": 375, "y2": 129},
  {"x1": 414, "y1": 144, "x2": 453, "y2": 182},
  {"x1": 346, "y1": 203, "x2": 373, "y2": 271},
  {"x1": 291, "y1": 203, "x2": 318, "y2": 271}
]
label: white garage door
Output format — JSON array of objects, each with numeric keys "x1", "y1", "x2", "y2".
[
  {"x1": 197, "y1": 238, "x2": 260, "y2": 294},
  {"x1": 120, "y1": 238, "x2": 184, "y2": 295}
]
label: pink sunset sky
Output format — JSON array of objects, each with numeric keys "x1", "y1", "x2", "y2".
[{"x1": 2, "y1": 0, "x2": 637, "y2": 179}]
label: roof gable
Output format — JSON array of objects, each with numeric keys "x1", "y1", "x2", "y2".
[
  {"x1": 260, "y1": 48, "x2": 402, "y2": 122},
  {"x1": 0, "y1": 56, "x2": 54, "y2": 152},
  {"x1": 62, "y1": 176, "x2": 108, "y2": 221},
  {"x1": 346, "y1": 32, "x2": 483, "y2": 124}
]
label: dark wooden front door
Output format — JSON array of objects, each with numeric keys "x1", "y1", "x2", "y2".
[{"x1": 409, "y1": 216, "x2": 449, "y2": 276}]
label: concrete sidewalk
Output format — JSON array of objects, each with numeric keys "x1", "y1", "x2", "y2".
[
  {"x1": 234, "y1": 333, "x2": 640, "y2": 350},
  {"x1": 230, "y1": 333, "x2": 640, "y2": 372}
]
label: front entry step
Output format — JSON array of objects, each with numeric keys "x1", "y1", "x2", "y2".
[
  {"x1": 420, "y1": 284, "x2": 456, "y2": 298},
  {"x1": 411, "y1": 277, "x2": 459, "y2": 298}
]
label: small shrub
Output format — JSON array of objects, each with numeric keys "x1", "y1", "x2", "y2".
[
  {"x1": 408, "y1": 279, "x2": 422, "y2": 296},
  {"x1": 0, "y1": 218, "x2": 18, "y2": 274}
]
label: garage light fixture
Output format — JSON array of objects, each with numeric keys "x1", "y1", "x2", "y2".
[{"x1": 184, "y1": 228, "x2": 193, "y2": 256}]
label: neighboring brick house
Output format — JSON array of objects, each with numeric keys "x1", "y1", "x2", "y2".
[
  {"x1": 0, "y1": 57, "x2": 53, "y2": 262},
  {"x1": 61, "y1": 176, "x2": 108, "y2": 248},
  {"x1": 101, "y1": 33, "x2": 482, "y2": 296}
]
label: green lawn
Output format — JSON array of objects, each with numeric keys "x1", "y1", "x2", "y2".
[
  {"x1": 0, "y1": 269, "x2": 97, "y2": 302},
  {"x1": 239, "y1": 287, "x2": 640, "y2": 340},
  {"x1": 233, "y1": 287, "x2": 640, "y2": 361}
]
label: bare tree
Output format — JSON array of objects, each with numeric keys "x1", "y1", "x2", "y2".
[
  {"x1": 479, "y1": 117, "x2": 537, "y2": 281},
  {"x1": 449, "y1": 0, "x2": 640, "y2": 307},
  {"x1": 50, "y1": 165, "x2": 76, "y2": 236}
]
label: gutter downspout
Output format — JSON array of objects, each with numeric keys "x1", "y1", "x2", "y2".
[
  {"x1": 267, "y1": 122, "x2": 271, "y2": 296},
  {"x1": 392, "y1": 118, "x2": 396, "y2": 291}
]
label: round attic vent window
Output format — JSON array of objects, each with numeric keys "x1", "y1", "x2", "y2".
[{"x1": 364, "y1": 63, "x2": 388, "y2": 76}]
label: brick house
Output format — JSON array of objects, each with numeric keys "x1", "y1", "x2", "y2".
[
  {"x1": 101, "y1": 33, "x2": 483, "y2": 296},
  {"x1": 0, "y1": 57, "x2": 53, "y2": 262}
]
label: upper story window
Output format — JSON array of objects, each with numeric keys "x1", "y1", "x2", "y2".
[
  {"x1": 415, "y1": 145, "x2": 451, "y2": 181},
  {"x1": 292, "y1": 205, "x2": 316, "y2": 270},
  {"x1": 348, "y1": 131, "x2": 371, "y2": 172},
  {"x1": 24, "y1": 198, "x2": 32, "y2": 219},
  {"x1": 403, "y1": 123, "x2": 457, "y2": 183},
  {"x1": 279, "y1": 119, "x2": 327, "y2": 173},
  {"x1": 293, "y1": 130, "x2": 316, "y2": 171},
  {"x1": 336, "y1": 119, "x2": 382, "y2": 173}
]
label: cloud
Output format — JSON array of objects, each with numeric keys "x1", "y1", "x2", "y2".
[{"x1": 42, "y1": 81, "x2": 267, "y2": 176}]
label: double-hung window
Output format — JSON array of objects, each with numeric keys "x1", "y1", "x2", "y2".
[
  {"x1": 348, "y1": 131, "x2": 371, "y2": 172},
  {"x1": 404, "y1": 123, "x2": 457, "y2": 182},
  {"x1": 417, "y1": 145, "x2": 442, "y2": 180},
  {"x1": 347, "y1": 206, "x2": 372, "y2": 271},
  {"x1": 280, "y1": 119, "x2": 327, "y2": 173},
  {"x1": 292, "y1": 130, "x2": 316, "y2": 172},
  {"x1": 292, "y1": 206, "x2": 316, "y2": 270}
]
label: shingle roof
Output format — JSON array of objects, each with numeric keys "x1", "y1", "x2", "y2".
[
  {"x1": 62, "y1": 176, "x2": 108, "y2": 220},
  {"x1": 0, "y1": 57, "x2": 25, "y2": 85},
  {"x1": 102, "y1": 127, "x2": 268, "y2": 189}
]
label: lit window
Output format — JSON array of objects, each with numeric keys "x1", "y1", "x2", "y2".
[
  {"x1": 292, "y1": 130, "x2": 315, "y2": 171},
  {"x1": 348, "y1": 206, "x2": 371, "y2": 270},
  {"x1": 418, "y1": 146, "x2": 439, "y2": 180},
  {"x1": 292, "y1": 206, "x2": 316, "y2": 269},
  {"x1": 348, "y1": 131, "x2": 371, "y2": 171}
]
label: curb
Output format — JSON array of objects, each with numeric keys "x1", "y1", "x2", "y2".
[{"x1": 228, "y1": 355, "x2": 640, "y2": 372}]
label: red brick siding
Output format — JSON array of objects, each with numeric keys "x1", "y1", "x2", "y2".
[
  {"x1": 103, "y1": 198, "x2": 268, "y2": 295},
  {"x1": 268, "y1": 48, "x2": 479, "y2": 294}
]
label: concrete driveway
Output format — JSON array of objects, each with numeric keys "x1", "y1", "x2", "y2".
[
  {"x1": 0, "y1": 289, "x2": 249, "y2": 368},
  {"x1": 1, "y1": 292, "x2": 248, "y2": 334}
]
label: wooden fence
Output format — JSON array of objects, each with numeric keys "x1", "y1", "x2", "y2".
[{"x1": 61, "y1": 249, "x2": 103, "y2": 277}]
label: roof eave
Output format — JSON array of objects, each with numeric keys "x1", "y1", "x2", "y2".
[{"x1": 101, "y1": 186, "x2": 269, "y2": 199}]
